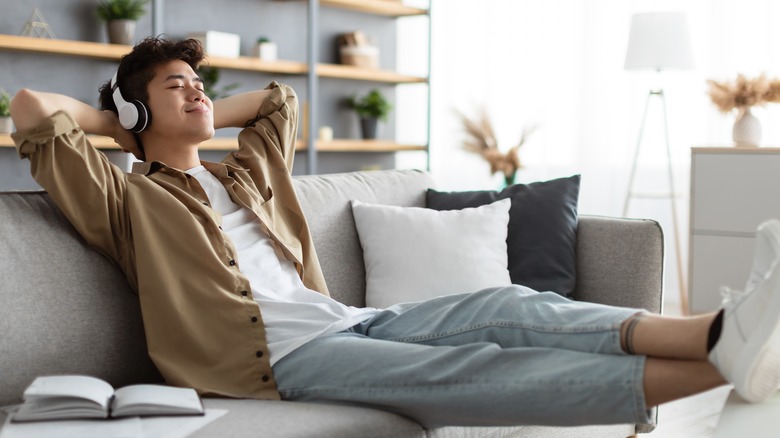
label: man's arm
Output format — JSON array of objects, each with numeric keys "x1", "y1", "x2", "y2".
[
  {"x1": 212, "y1": 89, "x2": 274, "y2": 129},
  {"x1": 10, "y1": 89, "x2": 132, "y2": 267},
  {"x1": 217, "y1": 84, "x2": 298, "y2": 172},
  {"x1": 11, "y1": 89, "x2": 137, "y2": 153}
]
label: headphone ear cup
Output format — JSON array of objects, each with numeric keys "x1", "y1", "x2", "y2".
[{"x1": 131, "y1": 100, "x2": 150, "y2": 133}]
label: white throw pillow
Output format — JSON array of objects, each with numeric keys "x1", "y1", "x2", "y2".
[{"x1": 351, "y1": 198, "x2": 512, "y2": 309}]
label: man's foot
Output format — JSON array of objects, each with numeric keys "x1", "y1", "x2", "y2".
[
  {"x1": 709, "y1": 220, "x2": 780, "y2": 403},
  {"x1": 745, "y1": 220, "x2": 780, "y2": 292}
]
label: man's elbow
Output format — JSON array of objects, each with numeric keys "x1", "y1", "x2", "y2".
[{"x1": 10, "y1": 89, "x2": 47, "y2": 131}]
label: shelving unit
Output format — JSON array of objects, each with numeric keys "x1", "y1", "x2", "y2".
[
  {"x1": 319, "y1": 0, "x2": 427, "y2": 17},
  {"x1": 0, "y1": 0, "x2": 430, "y2": 173}
]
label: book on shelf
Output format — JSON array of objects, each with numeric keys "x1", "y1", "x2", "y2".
[{"x1": 12, "y1": 375, "x2": 204, "y2": 422}]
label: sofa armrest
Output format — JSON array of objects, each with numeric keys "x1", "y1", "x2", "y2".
[{"x1": 574, "y1": 215, "x2": 664, "y2": 314}]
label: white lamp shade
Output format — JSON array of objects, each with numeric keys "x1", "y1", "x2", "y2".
[{"x1": 624, "y1": 12, "x2": 694, "y2": 71}]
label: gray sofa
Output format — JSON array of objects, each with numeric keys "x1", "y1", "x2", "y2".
[{"x1": 0, "y1": 169, "x2": 663, "y2": 437}]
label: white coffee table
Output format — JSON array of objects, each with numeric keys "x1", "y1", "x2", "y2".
[{"x1": 715, "y1": 389, "x2": 780, "y2": 436}]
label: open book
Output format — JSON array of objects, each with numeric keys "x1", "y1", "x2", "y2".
[{"x1": 12, "y1": 375, "x2": 204, "y2": 422}]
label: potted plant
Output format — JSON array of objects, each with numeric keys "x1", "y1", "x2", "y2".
[
  {"x1": 96, "y1": 0, "x2": 149, "y2": 45},
  {"x1": 0, "y1": 89, "x2": 12, "y2": 134},
  {"x1": 347, "y1": 89, "x2": 392, "y2": 139},
  {"x1": 199, "y1": 66, "x2": 240, "y2": 101},
  {"x1": 252, "y1": 37, "x2": 277, "y2": 61}
]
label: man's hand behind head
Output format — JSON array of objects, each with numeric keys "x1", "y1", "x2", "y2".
[{"x1": 105, "y1": 110, "x2": 145, "y2": 161}]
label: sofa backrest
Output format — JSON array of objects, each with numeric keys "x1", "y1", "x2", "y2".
[
  {"x1": 292, "y1": 169, "x2": 433, "y2": 306},
  {"x1": 0, "y1": 169, "x2": 433, "y2": 405},
  {"x1": 0, "y1": 191, "x2": 161, "y2": 406}
]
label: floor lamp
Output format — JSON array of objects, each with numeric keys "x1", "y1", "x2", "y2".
[{"x1": 623, "y1": 12, "x2": 694, "y2": 315}]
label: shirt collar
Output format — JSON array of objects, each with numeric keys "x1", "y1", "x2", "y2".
[{"x1": 131, "y1": 160, "x2": 245, "y2": 177}]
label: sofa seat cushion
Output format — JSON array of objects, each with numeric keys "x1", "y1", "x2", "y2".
[
  {"x1": 192, "y1": 398, "x2": 425, "y2": 437},
  {"x1": 187, "y1": 399, "x2": 635, "y2": 438}
]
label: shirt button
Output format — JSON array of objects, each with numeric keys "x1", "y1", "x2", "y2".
[
  {"x1": 251, "y1": 317, "x2": 258, "y2": 323},
  {"x1": 262, "y1": 375, "x2": 270, "y2": 382},
  {"x1": 256, "y1": 351, "x2": 264, "y2": 358},
  {"x1": 229, "y1": 260, "x2": 236, "y2": 266}
]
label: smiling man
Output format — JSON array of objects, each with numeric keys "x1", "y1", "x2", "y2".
[{"x1": 10, "y1": 36, "x2": 780, "y2": 428}]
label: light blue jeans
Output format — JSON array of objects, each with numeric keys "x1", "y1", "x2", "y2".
[{"x1": 272, "y1": 286, "x2": 650, "y2": 428}]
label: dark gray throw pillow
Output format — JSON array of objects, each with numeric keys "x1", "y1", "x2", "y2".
[{"x1": 426, "y1": 175, "x2": 580, "y2": 297}]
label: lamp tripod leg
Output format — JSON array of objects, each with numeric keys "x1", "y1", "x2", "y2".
[
  {"x1": 659, "y1": 92, "x2": 688, "y2": 315},
  {"x1": 623, "y1": 91, "x2": 654, "y2": 217}
]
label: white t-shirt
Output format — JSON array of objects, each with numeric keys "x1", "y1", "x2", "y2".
[{"x1": 187, "y1": 166, "x2": 379, "y2": 365}]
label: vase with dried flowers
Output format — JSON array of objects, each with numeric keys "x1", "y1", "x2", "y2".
[
  {"x1": 457, "y1": 109, "x2": 536, "y2": 187},
  {"x1": 707, "y1": 74, "x2": 780, "y2": 147}
]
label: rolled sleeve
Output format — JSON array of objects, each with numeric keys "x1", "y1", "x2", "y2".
[
  {"x1": 12, "y1": 111, "x2": 129, "y2": 266},
  {"x1": 11, "y1": 111, "x2": 81, "y2": 159}
]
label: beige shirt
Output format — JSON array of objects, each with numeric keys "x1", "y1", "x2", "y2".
[{"x1": 12, "y1": 82, "x2": 328, "y2": 400}]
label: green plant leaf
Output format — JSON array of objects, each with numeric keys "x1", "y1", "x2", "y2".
[{"x1": 347, "y1": 89, "x2": 392, "y2": 121}]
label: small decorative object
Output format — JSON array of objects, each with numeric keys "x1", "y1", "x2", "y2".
[
  {"x1": 0, "y1": 89, "x2": 13, "y2": 134},
  {"x1": 457, "y1": 108, "x2": 537, "y2": 187},
  {"x1": 188, "y1": 31, "x2": 241, "y2": 58},
  {"x1": 252, "y1": 37, "x2": 277, "y2": 61},
  {"x1": 347, "y1": 89, "x2": 392, "y2": 140},
  {"x1": 96, "y1": 0, "x2": 148, "y2": 45},
  {"x1": 338, "y1": 31, "x2": 379, "y2": 69},
  {"x1": 198, "y1": 66, "x2": 240, "y2": 101},
  {"x1": 20, "y1": 8, "x2": 57, "y2": 39},
  {"x1": 318, "y1": 126, "x2": 333, "y2": 142},
  {"x1": 707, "y1": 74, "x2": 780, "y2": 147}
]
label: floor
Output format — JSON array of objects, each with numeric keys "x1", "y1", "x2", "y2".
[
  {"x1": 644, "y1": 299, "x2": 731, "y2": 437},
  {"x1": 645, "y1": 386, "x2": 730, "y2": 437}
]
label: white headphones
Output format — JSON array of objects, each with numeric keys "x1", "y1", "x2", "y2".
[{"x1": 111, "y1": 71, "x2": 149, "y2": 133}]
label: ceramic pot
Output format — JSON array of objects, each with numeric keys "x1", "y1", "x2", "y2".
[
  {"x1": 253, "y1": 42, "x2": 278, "y2": 61},
  {"x1": 733, "y1": 107, "x2": 761, "y2": 148},
  {"x1": 107, "y1": 19, "x2": 136, "y2": 45},
  {"x1": 359, "y1": 117, "x2": 378, "y2": 139},
  {"x1": 0, "y1": 117, "x2": 13, "y2": 134}
]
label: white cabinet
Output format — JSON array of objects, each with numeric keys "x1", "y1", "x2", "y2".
[{"x1": 689, "y1": 147, "x2": 780, "y2": 313}]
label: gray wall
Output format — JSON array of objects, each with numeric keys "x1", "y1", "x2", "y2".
[{"x1": 0, "y1": 0, "x2": 399, "y2": 190}]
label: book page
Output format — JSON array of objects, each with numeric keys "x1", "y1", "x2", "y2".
[
  {"x1": 17, "y1": 375, "x2": 114, "y2": 420},
  {"x1": 112, "y1": 385, "x2": 203, "y2": 417},
  {"x1": 23, "y1": 375, "x2": 114, "y2": 407}
]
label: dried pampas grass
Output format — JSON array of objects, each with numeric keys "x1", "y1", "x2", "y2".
[
  {"x1": 456, "y1": 108, "x2": 536, "y2": 186},
  {"x1": 707, "y1": 74, "x2": 780, "y2": 113}
]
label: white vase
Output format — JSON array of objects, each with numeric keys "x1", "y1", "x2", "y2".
[
  {"x1": 732, "y1": 107, "x2": 761, "y2": 148},
  {"x1": 252, "y1": 42, "x2": 277, "y2": 61},
  {"x1": 0, "y1": 117, "x2": 13, "y2": 134}
]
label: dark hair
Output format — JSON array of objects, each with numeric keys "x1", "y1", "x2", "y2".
[{"x1": 98, "y1": 36, "x2": 205, "y2": 127}]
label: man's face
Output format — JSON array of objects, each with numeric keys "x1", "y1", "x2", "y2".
[{"x1": 144, "y1": 59, "x2": 215, "y2": 143}]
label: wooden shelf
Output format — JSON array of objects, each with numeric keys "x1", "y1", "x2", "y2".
[
  {"x1": 317, "y1": 63, "x2": 426, "y2": 83},
  {"x1": 0, "y1": 34, "x2": 129, "y2": 61},
  {"x1": 0, "y1": 134, "x2": 425, "y2": 153},
  {"x1": 320, "y1": 0, "x2": 428, "y2": 17},
  {"x1": 0, "y1": 134, "x2": 239, "y2": 151},
  {"x1": 302, "y1": 139, "x2": 427, "y2": 152},
  {"x1": 203, "y1": 55, "x2": 307, "y2": 75},
  {"x1": 0, "y1": 34, "x2": 426, "y2": 83}
]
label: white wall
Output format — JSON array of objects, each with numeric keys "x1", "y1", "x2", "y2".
[{"x1": 397, "y1": 0, "x2": 780, "y2": 310}]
